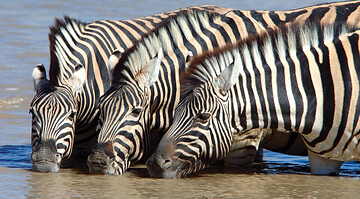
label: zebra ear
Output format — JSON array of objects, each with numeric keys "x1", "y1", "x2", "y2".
[
  {"x1": 68, "y1": 64, "x2": 86, "y2": 95},
  {"x1": 32, "y1": 64, "x2": 49, "y2": 92},
  {"x1": 185, "y1": 51, "x2": 193, "y2": 70},
  {"x1": 214, "y1": 49, "x2": 241, "y2": 95},
  {"x1": 108, "y1": 47, "x2": 125, "y2": 82},
  {"x1": 137, "y1": 48, "x2": 163, "y2": 88}
]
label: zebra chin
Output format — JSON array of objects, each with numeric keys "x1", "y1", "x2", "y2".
[
  {"x1": 31, "y1": 140, "x2": 62, "y2": 173},
  {"x1": 87, "y1": 142, "x2": 123, "y2": 175}
]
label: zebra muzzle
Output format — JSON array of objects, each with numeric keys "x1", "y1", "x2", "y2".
[
  {"x1": 31, "y1": 140, "x2": 61, "y2": 173},
  {"x1": 87, "y1": 142, "x2": 117, "y2": 175},
  {"x1": 146, "y1": 153, "x2": 177, "y2": 178}
]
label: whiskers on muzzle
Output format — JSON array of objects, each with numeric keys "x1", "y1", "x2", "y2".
[{"x1": 87, "y1": 142, "x2": 122, "y2": 175}]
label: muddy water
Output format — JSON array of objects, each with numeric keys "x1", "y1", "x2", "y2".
[{"x1": 1, "y1": 0, "x2": 360, "y2": 198}]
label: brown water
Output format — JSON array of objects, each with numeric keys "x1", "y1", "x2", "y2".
[{"x1": 1, "y1": 0, "x2": 360, "y2": 198}]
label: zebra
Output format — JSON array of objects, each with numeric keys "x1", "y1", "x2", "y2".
[
  {"x1": 146, "y1": 19, "x2": 360, "y2": 178},
  {"x1": 29, "y1": 5, "x2": 223, "y2": 173},
  {"x1": 88, "y1": 1, "x2": 360, "y2": 175}
]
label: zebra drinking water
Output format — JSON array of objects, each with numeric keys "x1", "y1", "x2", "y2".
[
  {"x1": 89, "y1": 1, "x2": 360, "y2": 175},
  {"x1": 29, "y1": 5, "x2": 222, "y2": 173},
  {"x1": 146, "y1": 19, "x2": 360, "y2": 178}
]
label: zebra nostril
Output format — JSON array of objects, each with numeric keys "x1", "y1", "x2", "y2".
[
  {"x1": 55, "y1": 153, "x2": 62, "y2": 163},
  {"x1": 161, "y1": 157, "x2": 172, "y2": 170}
]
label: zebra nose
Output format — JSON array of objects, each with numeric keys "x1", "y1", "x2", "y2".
[
  {"x1": 31, "y1": 140, "x2": 61, "y2": 173},
  {"x1": 159, "y1": 155, "x2": 172, "y2": 170},
  {"x1": 147, "y1": 140, "x2": 177, "y2": 177},
  {"x1": 87, "y1": 142, "x2": 116, "y2": 174},
  {"x1": 146, "y1": 153, "x2": 173, "y2": 177}
]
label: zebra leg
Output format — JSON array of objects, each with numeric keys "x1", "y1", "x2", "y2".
[
  {"x1": 224, "y1": 129, "x2": 263, "y2": 167},
  {"x1": 308, "y1": 150, "x2": 343, "y2": 176},
  {"x1": 224, "y1": 147, "x2": 258, "y2": 167},
  {"x1": 254, "y1": 147, "x2": 264, "y2": 162}
]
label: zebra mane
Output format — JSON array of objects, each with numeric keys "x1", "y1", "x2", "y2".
[
  {"x1": 110, "y1": 9, "x2": 221, "y2": 85},
  {"x1": 48, "y1": 16, "x2": 87, "y2": 87},
  {"x1": 180, "y1": 20, "x2": 358, "y2": 96}
]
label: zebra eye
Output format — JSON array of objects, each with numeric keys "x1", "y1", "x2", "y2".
[
  {"x1": 68, "y1": 111, "x2": 77, "y2": 121},
  {"x1": 131, "y1": 107, "x2": 142, "y2": 116},
  {"x1": 197, "y1": 112, "x2": 211, "y2": 121}
]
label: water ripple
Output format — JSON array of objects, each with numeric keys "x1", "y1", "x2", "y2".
[{"x1": 0, "y1": 145, "x2": 31, "y2": 169}]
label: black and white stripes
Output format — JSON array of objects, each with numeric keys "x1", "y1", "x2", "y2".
[
  {"x1": 29, "y1": 1, "x2": 360, "y2": 174},
  {"x1": 147, "y1": 20, "x2": 360, "y2": 178},
  {"x1": 91, "y1": 1, "x2": 360, "y2": 176},
  {"x1": 89, "y1": 10, "x2": 227, "y2": 175},
  {"x1": 29, "y1": 5, "x2": 220, "y2": 172}
]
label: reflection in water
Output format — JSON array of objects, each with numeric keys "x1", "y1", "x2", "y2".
[
  {"x1": 0, "y1": 145, "x2": 31, "y2": 169},
  {"x1": 0, "y1": 145, "x2": 359, "y2": 198},
  {"x1": 21, "y1": 166, "x2": 360, "y2": 198}
]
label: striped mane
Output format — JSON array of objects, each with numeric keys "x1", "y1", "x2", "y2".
[
  {"x1": 180, "y1": 20, "x2": 358, "y2": 96},
  {"x1": 110, "y1": 9, "x2": 221, "y2": 84},
  {"x1": 48, "y1": 16, "x2": 87, "y2": 87}
]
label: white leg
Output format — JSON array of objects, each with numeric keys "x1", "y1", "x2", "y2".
[{"x1": 308, "y1": 149, "x2": 343, "y2": 176}]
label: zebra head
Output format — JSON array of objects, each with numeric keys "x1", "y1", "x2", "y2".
[
  {"x1": 87, "y1": 48, "x2": 163, "y2": 175},
  {"x1": 147, "y1": 49, "x2": 241, "y2": 178},
  {"x1": 30, "y1": 64, "x2": 85, "y2": 172}
]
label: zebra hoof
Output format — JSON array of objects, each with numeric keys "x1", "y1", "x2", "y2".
[{"x1": 308, "y1": 150, "x2": 343, "y2": 175}]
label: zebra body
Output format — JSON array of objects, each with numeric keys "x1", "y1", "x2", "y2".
[
  {"x1": 146, "y1": 20, "x2": 360, "y2": 178},
  {"x1": 91, "y1": 1, "x2": 360, "y2": 175},
  {"x1": 29, "y1": 5, "x2": 222, "y2": 172}
]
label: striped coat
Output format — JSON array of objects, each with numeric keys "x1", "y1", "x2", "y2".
[
  {"x1": 30, "y1": 5, "x2": 224, "y2": 173},
  {"x1": 90, "y1": 1, "x2": 360, "y2": 175},
  {"x1": 146, "y1": 20, "x2": 360, "y2": 178}
]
